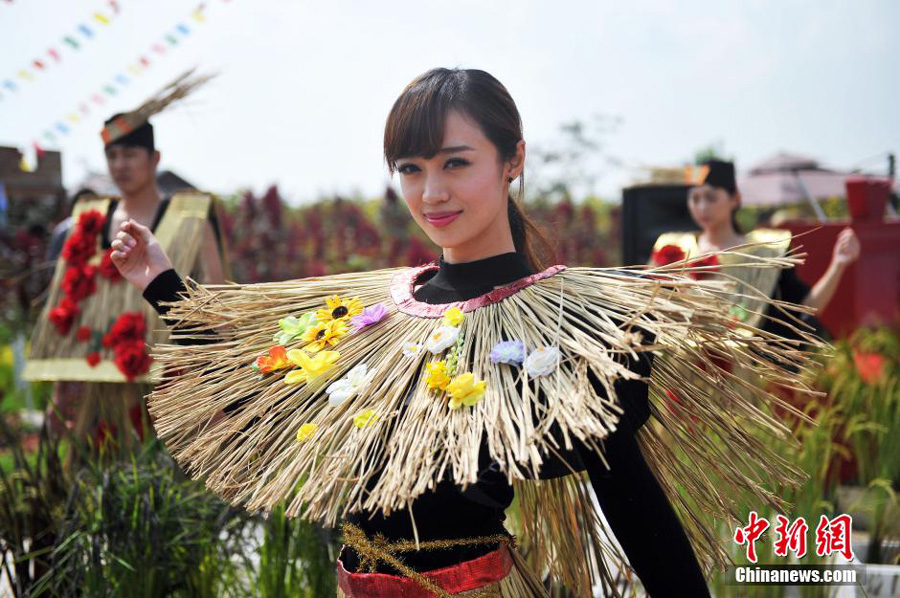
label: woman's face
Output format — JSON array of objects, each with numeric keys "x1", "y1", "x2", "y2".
[
  {"x1": 687, "y1": 184, "x2": 738, "y2": 231},
  {"x1": 395, "y1": 109, "x2": 524, "y2": 262}
]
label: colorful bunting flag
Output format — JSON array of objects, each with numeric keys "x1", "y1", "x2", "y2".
[{"x1": 31, "y1": 0, "x2": 231, "y2": 149}]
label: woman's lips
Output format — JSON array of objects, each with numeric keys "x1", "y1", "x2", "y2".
[{"x1": 424, "y1": 211, "x2": 462, "y2": 228}]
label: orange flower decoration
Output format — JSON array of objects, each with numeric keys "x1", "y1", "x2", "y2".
[{"x1": 255, "y1": 345, "x2": 291, "y2": 373}]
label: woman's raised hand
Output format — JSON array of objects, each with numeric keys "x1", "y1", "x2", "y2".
[{"x1": 110, "y1": 219, "x2": 174, "y2": 291}]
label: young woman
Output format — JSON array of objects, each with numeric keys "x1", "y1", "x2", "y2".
[
  {"x1": 652, "y1": 159, "x2": 860, "y2": 338},
  {"x1": 111, "y1": 69, "x2": 816, "y2": 597}
]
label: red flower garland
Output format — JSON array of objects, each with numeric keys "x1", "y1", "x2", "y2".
[
  {"x1": 102, "y1": 313, "x2": 152, "y2": 380},
  {"x1": 103, "y1": 312, "x2": 147, "y2": 348},
  {"x1": 60, "y1": 230, "x2": 96, "y2": 268},
  {"x1": 98, "y1": 248, "x2": 123, "y2": 281},
  {"x1": 47, "y1": 209, "x2": 146, "y2": 375},
  {"x1": 112, "y1": 340, "x2": 153, "y2": 381},
  {"x1": 48, "y1": 297, "x2": 80, "y2": 335},
  {"x1": 61, "y1": 265, "x2": 98, "y2": 302},
  {"x1": 48, "y1": 209, "x2": 125, "y2": 344},
  {"x1": 652, "y1": 244, "x2": 686, "y2": 266},
  {"x1": 76, "y1": 325, "x2": 92, "y2": 342},
  {"x1": 690, "y1": 254, "x2": 721, "y2": 280},
  {"x1": 77, "y1": 210, "x2": 105, "y2": 236}
]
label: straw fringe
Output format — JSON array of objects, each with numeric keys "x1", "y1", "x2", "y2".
[{"x1": 148, "y1": 247, "x2": 823, "y2": 590}]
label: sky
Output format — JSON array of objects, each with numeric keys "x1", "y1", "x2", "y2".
[{"x1": 1, "y1": 0, "x2": 897, "y2": 204}]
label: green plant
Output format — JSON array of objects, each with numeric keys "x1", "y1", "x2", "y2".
[
  {"x1": 0, "y1": 418, "x2": 68, "y2": 597},
  {"x1": 36, "y1": 440, "x2": 251, "y2": 598},
  {"x1": 819, "y1": 325, "x2": 900, "y2": 564},
  {"x1": 707, "y1": 389, "x2": 847, "y2": 598},
  {"x1": 250, "y1": 504, "x2": 338, "y2": 598}
]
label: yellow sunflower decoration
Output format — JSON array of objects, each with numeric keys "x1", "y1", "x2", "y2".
[
  {"x1": 316, "y1": 295, "x2": 364, "y2": 322},
  {"x1": 301, "y1": 319, "x2": 349, "y2": 352}
]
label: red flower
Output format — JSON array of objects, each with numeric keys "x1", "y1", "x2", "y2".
[
  {"x1": 113, "y1": 340, "x2": 152, "y2": 381},
  {"x1": 48, "y1": 297, "x2": 80, "y2": 335},
  {"x1": 76, "y1": 325, "x2": 92, "y2": 342},
  {"x1": 853, "y1": 352, "x2": 887, "y2": 384},
  {"x1": 86, "y1": 352, "x2": 101, "y2": 367},
  {"x1": 105, "y1": 313, "x2": 147, "y2": 348},
  {"x1": 62, "y1": 265, "x2": 98, "y2": 302},
  {"x1": 77, "y1": 210, "x2": 105, "y2": 236},
  {"x1": 61, "y1": 231, "x2": 97, "y2": 267},
  {"x1": 98, "y1": 248, "x2": 123, "y2": 281},
  {"x1": 652, "y1": 244, "x2": 686, "y2": 266},
  {"x1": 690, "y1": 254, "x2": 721, "y2": 280}
]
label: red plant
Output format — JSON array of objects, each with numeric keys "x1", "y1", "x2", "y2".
[
  {"x1": 853, "y1": 351, "x2": 887, "y2": 384},
  {"x1": 86, "y1": 351, "x2": 101, "y2": 367},
  {"x1": 76, "y1": 325, "x2": 92, "y2": 342}
]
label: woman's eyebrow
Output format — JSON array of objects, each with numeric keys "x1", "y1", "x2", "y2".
[{"x1": 437, "y1": 145, "x2": 474, "y2": 154}]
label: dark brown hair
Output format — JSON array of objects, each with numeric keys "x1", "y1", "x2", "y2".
[{"x1": 383, "y1": 68, "x2": 553, "y2": 270}]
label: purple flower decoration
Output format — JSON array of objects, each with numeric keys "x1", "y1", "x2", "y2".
[
  {"x1": 490, "y1": 340, "x2": 526, "y2": 365},
  {"x1": 351, "y1": 304, "x2": 389, "y2": 332}
]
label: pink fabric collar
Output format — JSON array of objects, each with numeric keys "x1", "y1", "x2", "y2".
[{"x1": 390, "y1": 263, "x2": 567, "y2": 318}]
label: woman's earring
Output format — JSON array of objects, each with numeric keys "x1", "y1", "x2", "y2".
[{"x1": 507, "y1": 177, "x2": 514, "y2": 183}]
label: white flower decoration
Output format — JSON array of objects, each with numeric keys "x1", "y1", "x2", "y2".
[
  {"x1": 425, "y1": 325, "x2": 460, "y2": 354},
  {"x1": 326, "y1": 363, "x2": 370, "y2": 407},
  {"x1": 523, "y1": 346, "x2": 561, "y2": 378},
  {"x1": 401, "y1": 342, "x2": 423, "y2": 358}
]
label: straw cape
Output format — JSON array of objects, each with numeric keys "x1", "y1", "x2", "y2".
[
  {"x1": 149, "y1": 244, "x2": 821, "y2": 592},
  {"x1": 652, "y1": 228, "x2": 793, "y2": 328},
  {"x1": 25, "y1": 194, "x2": 217, "y2": 384}
]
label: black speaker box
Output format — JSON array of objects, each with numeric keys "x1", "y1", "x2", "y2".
[{"x1": 621, "y1": 184, "x2": 698, "y2": 265}]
